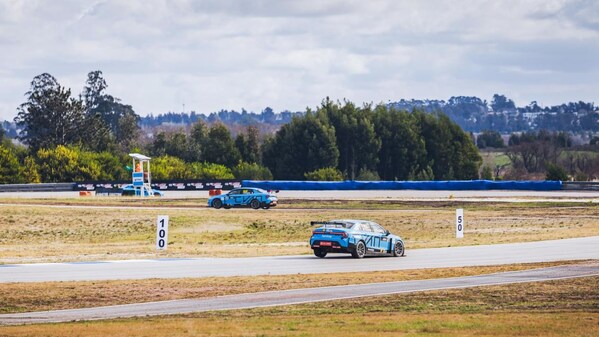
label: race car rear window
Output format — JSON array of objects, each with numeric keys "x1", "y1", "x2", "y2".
[{"x1": 323, "y1": 222, "x2": 354, "y2": 229}]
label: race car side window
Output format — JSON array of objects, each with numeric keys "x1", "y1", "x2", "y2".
[
  {"x1": 229, "y1": 189, "x2": 241, "y2": 194},
  {"x1": 370, "y1": 223, "x2": 386, "y2": 234},
  {"x1": 360, "y1": 223, "x2": 374, "y2": 232}
]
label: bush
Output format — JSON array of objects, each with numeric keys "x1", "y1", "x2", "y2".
[
  {"x1": 152, "y1": 155, "x2": 191, "y2": 180},
  {"x1": 36, "y1": 145, "x2": 101, "y2": 182},
  {"x1": 190, "y1": 162, "x2": 234, "y2": 180},
  {"x1": 355, "y1": 168, "x2": 380, "y2": 181},
  {"x1": 545, "y1": 163, "x2": 569, "y2": 181},
  {"x1": 304, "y1": 167, "x2": 344, "y2": 181},
  {"x1": 22, "y1": 156, "x2": 41, "y2": 183},
  {"x1": 480, "y1": 165, "x2": 493, "y2": 180},
  {"x1": 232, "y1": 162, "x2": 273, "y2": 180},
  {"x1": 0, "y1": 145, "x2": 24, "y2": 183}
]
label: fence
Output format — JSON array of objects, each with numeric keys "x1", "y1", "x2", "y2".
[{"x1": 2, "y1": 180, "x2": 598, "y2": 193}]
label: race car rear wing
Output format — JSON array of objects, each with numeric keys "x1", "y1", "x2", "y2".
[{"x1": 310, "y1": 221, "x2": 350, "y2": 228}]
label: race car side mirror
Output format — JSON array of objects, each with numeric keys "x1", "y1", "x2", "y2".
[{"x1": 384, "y1": 230, "x2": 390, "y2": 236}]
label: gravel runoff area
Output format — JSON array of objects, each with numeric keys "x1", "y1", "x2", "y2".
[{"x1": 0, "y1": 262, "x2": 597, "y2": 325}]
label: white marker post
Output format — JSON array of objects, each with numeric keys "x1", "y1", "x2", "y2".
[
  {"x1": 456, "y1": 208, "x2": 464, "y2": 239},
  {"x1": 156, "y1": 215, "x2": 169, "y2": 250}
]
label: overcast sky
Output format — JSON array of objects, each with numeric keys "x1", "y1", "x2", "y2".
[{"x1": 0, "y1": 0, "x2": 597, "y2": 121}]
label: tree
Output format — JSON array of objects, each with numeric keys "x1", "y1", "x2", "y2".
[
  {"x1": 151, "y1": 132, "x2": 168, "y2": 157},
  {"x1": 320, "y1": 98, "x2": 380, "y2": 180},
  {"x1": 116, "y1": 111, "x2": 140, "y2": 152},
  {"x1": 506, "y1": 131, "x2": 567, "y2": 174},
  {"x1": 235, "y1": 125, "x2": 261, "y2": 164},
  {"x1": 373, "y1": 106, "x2": 427, "y2": 180},
  {"x1": 164, "y1": 131, "x2": 188, "y2": 159},
  {"x1": 15, "y1": 73, "x2": 86, "y2": 152},
  {"x1": 490, "y1": 94, "x2": 516, "y2": 112},
  {"x1": 476, "y1": 130, "x2": 505, "y2": 149},
  {"x1": 204, "y1": 123, "x2": 241, "y2": 167},
  {"x1": 81, "y1": 71, "x2": 140, "y2": 152},
  {"x1": 263, "y1": 111, "x2": 339, "y2": 180},
  {"x1": 545, "y1": 163, "x2": 568, "y2": 181},
  {"x1": 188, "y1": 120, "x2": 209, "y2": 162},
  {"x1": 416, "y1": 112, "x2": 481, "y2": 180}
]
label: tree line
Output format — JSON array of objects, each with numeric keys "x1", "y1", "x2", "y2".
[
  {"x1": 1, "y1": 72, "x2": 487, "y2": 183},
  {"x1": 10, "y1": 72, "x2": 598, "y2": 183}
]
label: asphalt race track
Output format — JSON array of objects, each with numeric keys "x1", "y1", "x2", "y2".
[
  {"x1": 1, "y1": 236, "x2": 598, "y2": 283},
  {"x1": 1, "y1": 263, "x2": 597, "y2": 325},
  {"x1": 1, "y1": 189, "x2": 598, "y2": 201}
]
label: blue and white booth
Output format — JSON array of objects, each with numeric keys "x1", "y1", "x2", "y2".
[{"x1": 129, "y1": 153, "x2": 153, "y2": 197}]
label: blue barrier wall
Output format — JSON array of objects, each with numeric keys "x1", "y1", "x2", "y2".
[{"x1": 242, "y1": 180, "x2": 563, "y2": 191}]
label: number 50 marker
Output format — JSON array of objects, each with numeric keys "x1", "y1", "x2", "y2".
[
  {"x1": 156, "y1": 215, "x2": 169, "y2": 250},
  {"x1": 456, "y1": 209, "x2": 464, "y2": 239}
]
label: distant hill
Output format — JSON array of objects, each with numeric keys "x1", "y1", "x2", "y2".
[
  {"x1": 388, "y1": 96, "x2": 598, "y2": 133},
  {"x1": 3, "y1": 96, "x2": 598, "y2": 138},
  {"x1": 138, "y1": 96, "x2": 598, "y2": 135}
]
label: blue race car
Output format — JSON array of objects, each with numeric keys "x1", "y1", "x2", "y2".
[
  {"x1": 121, "y1": 184, "x2": 164, "y2": 197},
  {"x1": 208, "y1": 187, "x2": 278, "y2": 210},
  {"x1": 310, "y1": 219, "x2": 405, "y2": 258}
]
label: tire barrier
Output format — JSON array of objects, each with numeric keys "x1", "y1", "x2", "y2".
[{"x1": 73, "y1": 180, "x2": 242, "y2": 192}]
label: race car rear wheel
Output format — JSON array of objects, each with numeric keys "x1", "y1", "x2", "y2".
[
  {"x1": 351, "y1": 241, "x2": 366, "y2": 259},
  {"x1": 212, "y1": 199, "x2": 222, "y2": 209},
  {"x1": 313, "y1": 250, "x2": 327, "y2": 258},
  {"x1": 250, "y1": 199, "x2": 260, "y2": 209},
  {"x1": 392, "y1": 241, "x2": 404, "y2": 257}
]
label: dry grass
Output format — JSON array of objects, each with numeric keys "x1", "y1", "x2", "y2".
[
  {"x1": 0, "y1": 201, "x2": 598, "y2": 263},
  {"x1": 0, "y1": 261, "x2": 588, "y2": 314},
  {"x1": 1, "y1": 276, "x2": 597, "y2": 336}
]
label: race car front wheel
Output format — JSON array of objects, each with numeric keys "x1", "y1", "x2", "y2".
[
  {"x1": 250, "y1": 199, "x2": 260, "y2": 209},
  {"x1": 313, "y1": 250, "x2": 327, "y2": 258},
  {"x1": 352, "y1": 241, "x2": 366, "y2": 259},
  {"x1": 212, "y1": 199, "x2": 222, "y2": 209},
  {"x1": 392, "y1": 241, "x2": 404, "y2": 257}
]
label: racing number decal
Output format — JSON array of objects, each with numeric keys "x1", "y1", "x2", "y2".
[
  {"x1": 233, "y1": 195, "x2": 253, "y2": 204},
  {"x1": 365, "y1": 235, "x2": 381, "y2": 250}
]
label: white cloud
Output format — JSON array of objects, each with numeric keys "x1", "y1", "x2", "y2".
[{"x1": 0, "y1": 0, "x2": 597, "y2": 121}]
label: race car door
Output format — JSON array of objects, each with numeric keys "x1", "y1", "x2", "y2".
[
  {"x1": 369, "y1": 223, "x2": 391, "y2": 252},
  {"x1": 230, "y1": 189, "x2": 255, "y2": 206},
  {"x1": 359, "y1": 222, "x2": 383, "y2": 252},
  {"x1": 224, "y1": 189, "x2": 243, "y2": 206}
]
